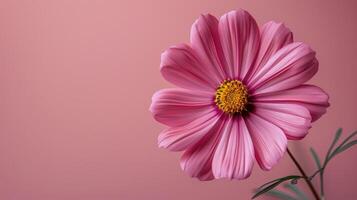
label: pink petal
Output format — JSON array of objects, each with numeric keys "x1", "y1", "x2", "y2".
[
  {"x1": 190, "y1": 13, "x2": 227, "y2": 81},
  {"x1": 212, "y1": 116, "x2": 254, "y2": 179},
  {"x1": 245, "y1": 113, "x2": 287, "y2": 170},
  {"x1": 218, "y1": 9, "x2": 260, "y2": 80},
  {"x1": 180, "y1": 116, "x2": 227, "y2": 181},
  {"x1": 150, "y1": 88, "x2": 214, "y2": 127},
  {"x1": 247, "y1": 21, "x2": 293, "y2": 82},
  {"x1": 253, "y1": 84, "x2": 329, "y2": 122},
  {"x1": 253, "y1": 102, "x2": 311, "y2": 140},
  {"x1": 248, "y1": 42, "x2": 317, "y2": 94},
  {"x1": 160, "y1": 44, "x2": 219, "y2": 91},
  {"x1": 158, "y1": 111, "x2": 222, "y2": 151}
]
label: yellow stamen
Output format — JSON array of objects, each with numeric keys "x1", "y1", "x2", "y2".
[{"x1": 215, "y1": 80, "x2": 249, "y2": 114}]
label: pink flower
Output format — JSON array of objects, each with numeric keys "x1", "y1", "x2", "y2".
[{"x1": 150, "y1": 9, "x2": 329, "y2": 180}]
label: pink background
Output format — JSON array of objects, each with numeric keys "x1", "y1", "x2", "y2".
[{"x1": 0, "y1": 0, "x2": 356, "y2": 199}]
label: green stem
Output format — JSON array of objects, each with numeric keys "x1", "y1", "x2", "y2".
[
  {"x1": 287, "y1": 148, "x2": 320, "y2": 200},
  {"x1": 320, "y1": 171, "x2": 324, "y2": 199}
]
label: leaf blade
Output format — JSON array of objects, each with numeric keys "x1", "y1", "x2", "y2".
[
  {"x1": 252, "y1": 176, "x2": 302, "y2": 199},
  {"x1": 333, "y1": 139, "x2": 357, "y2": 156},
  {"x1": 310, "y1": 147, "x2": 322, "y2": 169},
  {"x1": 327, "y1": 131, "x2": 357, "y2": 163},
  {"x1": 324, "y1": 128, "x2": 342, "y2": 166}
]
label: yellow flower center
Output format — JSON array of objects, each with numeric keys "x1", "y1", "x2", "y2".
[{"x1": 215, "y1": 80, "x2": 249, "y2": 114}]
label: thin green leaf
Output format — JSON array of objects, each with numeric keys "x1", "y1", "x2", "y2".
[
  {"x1": 252, "y1": 176, "x2": 301, "y2": 199},
  {"x1": 284, "y1": 183, "x2": 309, "y2": 200},
  {"x1": 319, "y1": 129, "x2": 356, "y2": 198},
  {"x1": 331, "y1": 139, "x2": 357, "y2": 157},
  {"x1": 309, "y1": 146, "x2": 324, "y2": 196},
  {"x1": 327, "y1": 131, "x2": 357, "y2": 163},
  {"x1": 256, "y1": 175, "x2": 301, "y2": 190},
  {"x1": 339, "y1": 131, "x2": 357, "y2": 147},
  {"x1": 310, "y1": 147, "x2": 322, "y2": 169},
  {"x1": 264, "y1": 189, "x2": 298, "y2": 200},
  {"x1": 324, "y1": 128, "x2": 342, "y2": 166},
  {"x1": 256, "y1": 179, "x2": 281, "y2": 190}
]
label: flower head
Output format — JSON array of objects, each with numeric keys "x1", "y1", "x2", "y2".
[{"x1": 150, "y1": 9, "x2": 329, "y2": 180}]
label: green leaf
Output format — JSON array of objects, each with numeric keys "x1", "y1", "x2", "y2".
[
  {"x1": 310, "y1": 147, "x2": 322, "y2": 169},
  {"x1": 309, "y1": 147, "x2": 324, "y2": 195},
  {"x1": 315, "y1": 129, "x2": 356, "y2": 198},
  {"x1": 264, "y1": 189, "x2": 298, "y2": 200},
  {"x1": 256, "y1": 175, "x2": 302, "y2": 190},
  {"x1": 339, "y1": 131, "x2": 357, "y2": 147},
  {"x1": 332, "y1": 139, "x2": 357, "y2": 156},
  {"x1": 284, "y1": 183, "x2": 309, "y2": 200},
  {"x1": 252, "y1": 176, "x2": 302, "y2": 199},
  {"x1": 327, "y1": 131, "x2": 357, "y2": 163},
  {"x1": 324, "y1": 128, "x2": 342, "y2": 166}
]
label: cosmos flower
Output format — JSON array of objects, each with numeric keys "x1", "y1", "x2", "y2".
[{"x1": 150, "y1": 9, "x2": 329, "y2": 180}]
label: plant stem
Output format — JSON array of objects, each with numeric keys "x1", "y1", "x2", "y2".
[
  {"x1": 287, "y1": 148, "x2": 320, "y2": 200},
  {"x1": 320, "y1": 171, "x2": 324, "y2": 199}
]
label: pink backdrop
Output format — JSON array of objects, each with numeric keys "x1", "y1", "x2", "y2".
[{"x1": 0, "y1": 0, "x2": 356, "y2": 199}]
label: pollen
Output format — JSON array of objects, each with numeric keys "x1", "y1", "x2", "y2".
[{"x1": 215, "y1": 80, "x2": 249, "y2": 114}]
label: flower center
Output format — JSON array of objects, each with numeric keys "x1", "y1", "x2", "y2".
[{"x1": 215, "y1": 80, "x2": 249, "y2": 114}]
